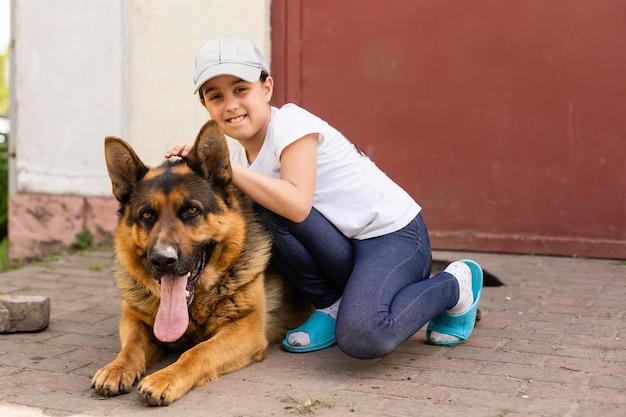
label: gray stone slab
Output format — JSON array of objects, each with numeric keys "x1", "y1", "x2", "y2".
[{"x1": 0, "y1": 294, "x2": 51, "y2": 333}]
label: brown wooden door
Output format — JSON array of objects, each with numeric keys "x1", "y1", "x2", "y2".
[{"x1": 271, "y1": 0, "x2": 626, "y2": 259}]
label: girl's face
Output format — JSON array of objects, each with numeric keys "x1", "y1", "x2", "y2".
[{"x1": 199, "y1": 74, "x2": 273, "y2": 145}]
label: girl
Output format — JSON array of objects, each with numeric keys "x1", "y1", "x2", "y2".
[{"x1": 166, "y1": 35, "x2": 483, "y2": 359}]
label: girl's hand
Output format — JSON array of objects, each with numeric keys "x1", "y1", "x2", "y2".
[{"x1": 164, "y1": 142, "x2": 194, "y2": 158}]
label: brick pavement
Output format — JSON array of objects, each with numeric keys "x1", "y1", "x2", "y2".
[{"x1": 0, "y1": 249, "x2": 624, "y2": 417}]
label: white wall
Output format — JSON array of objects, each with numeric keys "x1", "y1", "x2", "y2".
[{"x1": 11, "y1": 0, "x2": 271, "y2": 197}]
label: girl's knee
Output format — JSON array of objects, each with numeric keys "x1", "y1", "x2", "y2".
[{"x1": 335, "y1": 319, "x2": 395, "y2": 359}]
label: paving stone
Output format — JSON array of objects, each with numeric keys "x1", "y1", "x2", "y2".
[
  {"x1": 0, "y1": 250, "x2": 624, "y2": 417},
  {"x1": 0, "y1": 295, "x2": 50, "y2": 333}
]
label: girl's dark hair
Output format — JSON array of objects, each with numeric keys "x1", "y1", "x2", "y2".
[{"x1": 199, "y1": 71, "x2": 270, "y2": 102}]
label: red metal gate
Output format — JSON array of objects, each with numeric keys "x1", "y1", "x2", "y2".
[{"x1": 271, "y1": 0, "x2": 626, "y2": 259}]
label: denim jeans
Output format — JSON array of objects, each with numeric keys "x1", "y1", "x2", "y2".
[{"x1": 256, "y1": 206, "x2": 459, "y2": 359}]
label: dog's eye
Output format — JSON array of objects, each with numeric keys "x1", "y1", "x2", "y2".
[
  {"x1": 140, "y1": 211, "x2": 153, "y2": 222},
  {"x1": 187, "y1": 207, "x2": 200, "y2": 216}
]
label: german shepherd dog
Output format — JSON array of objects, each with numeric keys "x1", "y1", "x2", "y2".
[{"x1": 92, "y1": 120, "x2": 314, "y2": 406}]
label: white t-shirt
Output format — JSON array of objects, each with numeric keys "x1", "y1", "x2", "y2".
[{"x1": 230, "y1": 104, "x2": 421, "y2": 239}]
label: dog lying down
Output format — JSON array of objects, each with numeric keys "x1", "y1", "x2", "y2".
[{"x1": 92, "y1": 119, "x2": 503, "y2": 406}]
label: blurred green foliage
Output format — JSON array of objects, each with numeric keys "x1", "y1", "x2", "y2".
[{"x1": 0, "y1": 47, "x2": 8, "y2": 115}]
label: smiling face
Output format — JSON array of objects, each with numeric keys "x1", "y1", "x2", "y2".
[{"x1": 199, "y1": 74, "x2": 274, "y2": 148}]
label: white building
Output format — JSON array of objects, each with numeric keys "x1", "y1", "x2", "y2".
[{"x1": 9, "y1": 0, "x2": 271, "y2": 261}]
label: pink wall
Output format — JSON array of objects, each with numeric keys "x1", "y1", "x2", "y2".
[{"x1": 9, "y1": 195, "x2": 117, "y2": 263}]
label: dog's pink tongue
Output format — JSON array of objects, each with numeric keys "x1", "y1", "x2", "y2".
[{"x1": 154, "y1": 274, "x2": 189, "y2": 342}]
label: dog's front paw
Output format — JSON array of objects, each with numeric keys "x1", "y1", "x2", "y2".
[
  {"x1": 137, "y1": 369, "x2": 190, "y2": 406},
  {"x1": 92, "y1": 363, "x2": 142, "y2": 397}
]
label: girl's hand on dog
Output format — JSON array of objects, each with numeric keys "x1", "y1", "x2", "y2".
[{"x1": 165, "y1": 143, "x2": 193, "y2": 158}]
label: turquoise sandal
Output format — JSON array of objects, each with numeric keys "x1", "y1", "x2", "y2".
[
  {"x1": 426, "y1": 259, "x2": 484, "y2": 346},
  {"x1": 282, "y1": 311, "x2": 336, "y2": 353}
]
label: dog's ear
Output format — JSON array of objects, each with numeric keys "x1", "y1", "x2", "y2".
[
  {"x1": 104, "y1": 137, "x2": 148, "y2": 203},
  {"x1": 186, "y1": 120, "x2": 232, "y2": 186}
]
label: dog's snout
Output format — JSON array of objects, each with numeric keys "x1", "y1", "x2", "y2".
[{"x1": 149, "y1": 246, "x2": 178, "y2": 272}]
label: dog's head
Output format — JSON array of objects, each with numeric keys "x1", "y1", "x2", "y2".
[{"x1": 104, "y1": 120, "x2": 249, "y2": 342}]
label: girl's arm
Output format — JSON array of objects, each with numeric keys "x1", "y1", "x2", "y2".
[
  {"x1": 165, "y1": 134, "x2": 318, "y2": 223},
  {"x1": 231, "y1": 133, "x2": 318, "y2": 223}
]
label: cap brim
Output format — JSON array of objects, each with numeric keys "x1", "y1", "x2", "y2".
[{"x1": 194, "y1": 63, "x2": 263, "y2": 94}]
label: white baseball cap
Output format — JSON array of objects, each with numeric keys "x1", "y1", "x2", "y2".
[{"x1": 193, "y1": 35, "x2": 270, "y2": 94}]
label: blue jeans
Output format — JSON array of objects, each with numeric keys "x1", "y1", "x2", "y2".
[{"x1": 256, "y1": 207, "x2": 459, "y2": 359}]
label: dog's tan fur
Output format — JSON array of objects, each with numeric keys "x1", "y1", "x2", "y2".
[{"x1": 92, "y1": 120, "x2": 313, "y2": 406}]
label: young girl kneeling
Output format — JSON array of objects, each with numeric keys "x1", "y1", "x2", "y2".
[{"x1": 166, "y1": 35, "x2": 483, "y2": 359}]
